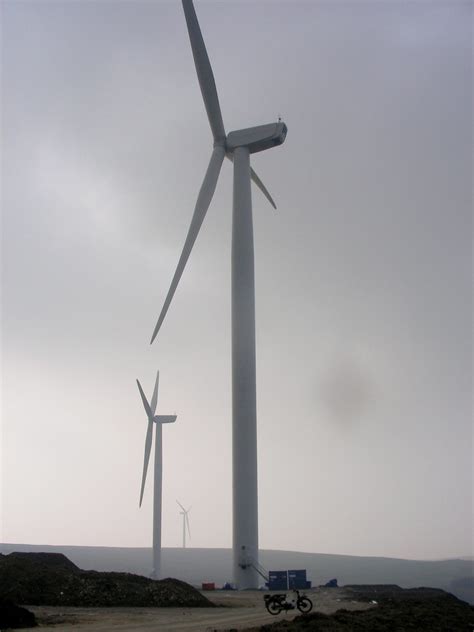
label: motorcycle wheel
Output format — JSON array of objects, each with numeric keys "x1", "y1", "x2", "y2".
[
  {"x1": 297, "y1": 597, "x2": 313, "y2": 613},
  {"x1": 266, "y1": 600, "x2": 281, "y2": 615}
]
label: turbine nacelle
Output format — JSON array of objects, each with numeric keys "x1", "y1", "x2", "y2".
[
  {"x1": 226, "y1": 122, "x2": 287, "y2": 155},
  {"x1": 154, "y1": 415, "x2": 177, "y2": 424}
]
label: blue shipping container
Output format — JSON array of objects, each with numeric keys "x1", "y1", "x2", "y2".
[
  {"x1": 268, "y1": 570, "x2": 288, "y2": 591},
  {"x1": 288, "y1": 569, "x2": 307, "y2": 589}
]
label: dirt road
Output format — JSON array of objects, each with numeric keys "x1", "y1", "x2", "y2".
[{"x1": 26, "y1": 588, "x2": 372, "y2": 631}]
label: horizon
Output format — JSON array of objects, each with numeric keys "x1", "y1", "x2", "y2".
[{"x1": 1, "y1": 542, "x2": 472, "y2": 564}]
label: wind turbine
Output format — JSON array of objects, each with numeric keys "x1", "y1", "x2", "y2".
[
  {"x1": 177, "y1": 501, "x2": 191, "y2": 549},
  {"x1": 137, "y1": 371, "x2": 177, "y2": 579},
  {"x1": 150, "y1": 0, "x2": 287, "y2": 588}
]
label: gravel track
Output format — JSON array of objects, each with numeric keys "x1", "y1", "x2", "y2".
[{"x1": 27, "y1": 588, "x2": 371, "y2": 631}]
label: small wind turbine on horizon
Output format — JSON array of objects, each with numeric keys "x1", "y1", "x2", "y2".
[
  {"x1": 150, "y1": 0, "x2": 287, "y2": 589},
  {"x1": 137, "y1": 371, "x2": 177, "y2": 579},
  {"x1": 177, "y1": 500, "x2": 191, "y2": 549}
]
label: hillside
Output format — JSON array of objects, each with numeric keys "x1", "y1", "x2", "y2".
[{"x1": 1, "y1": 544, "x2": 472, "y2": 604}]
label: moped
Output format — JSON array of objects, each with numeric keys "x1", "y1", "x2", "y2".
[{"x1": 263, "y1": 589, "x2": 313, "y2": 615}]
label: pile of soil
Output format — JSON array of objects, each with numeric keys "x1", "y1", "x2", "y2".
[
  {"x1": 251, "y1": 586, "x2": 474, "y2": 631},
  {"x1": 0, "y1": 552, "x2": 213, "y2": 608},
  {"x1": 0, "y1": 598, "x2": 37, "y2": 629}
]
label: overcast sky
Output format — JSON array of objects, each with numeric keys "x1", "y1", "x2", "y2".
[{"x1": 1, "y1": 0, "x2": 472, "y2": 561}]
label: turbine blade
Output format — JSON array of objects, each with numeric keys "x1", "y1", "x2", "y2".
[
  {"x1": 150, "y1": 145, "x2": 225, "y2": 344},
  {"x1": 137, "y1": 379, "x2": 153, "y2": 419},
  {"x1": 250, "y1": 166, "x2": 277, "y2": 209},
  {"x1": 150, "y1": 371, "x2": 159, "y2": 415},
  {"x1": 186, "y1": 512, "x2": 191, "y2": 539},
  {"x1": 139, "y1": 419, "x2": 153, "y2": 507},
  {"x1": 225, "y1": 154, "x2": 276, "y2": 209},
  {"x1": 182, "y1": 0, "x2": 226, "y2": 143},
  {"x1": 177, "y1": 499, "x2": 186, "y2": 512},
  {"x1": 154, "y1": 415, "x2": 177, "y2": 424}
]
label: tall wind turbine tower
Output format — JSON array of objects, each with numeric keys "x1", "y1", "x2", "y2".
[
  {"x1": 177, "y1": 501, "x2": 191, "y2": 549},
  {"x1": 137, "y1": 371, "x2": 177, "y2": 579},
  {"x1": 150, "y1": 0, "x2": 287, "y2": 588}
]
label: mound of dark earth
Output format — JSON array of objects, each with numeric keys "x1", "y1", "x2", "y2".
[
  {"x1": 250, "y1": 586, "x2": 474, "y2": 632},
  {"x1": 0, "y1": 599, "x2": 37, "y2": 629},
  {"x1": 0, "y1": 552, "x2": 213, "y2": 608}
]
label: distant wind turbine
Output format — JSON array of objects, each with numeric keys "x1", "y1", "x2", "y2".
[
  {"x1": 150, "y1": 0, "x2": 287, "y2": 589},
  {"x1": 177, "y1": 500, "x2": 191, "y2": 549},
  {"x1": 137, "y1": 371, "x2": 177, "y2": 579}
]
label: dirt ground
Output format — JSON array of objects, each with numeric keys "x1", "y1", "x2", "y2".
[{"x1": 25, "y1": 588, "x2": 372, "y2": 631}]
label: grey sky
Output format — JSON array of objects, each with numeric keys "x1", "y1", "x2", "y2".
[{"x1": 1, "y1": 0, "x2": 472, "y2": 560}]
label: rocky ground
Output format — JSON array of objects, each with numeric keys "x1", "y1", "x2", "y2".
[
  {"x1": 1, "y1": 553, "x2": 473, "y2": 631},
  {"x1": 241, "y1": 585, "x2": 474, "y2": 632},
  {"x1": 5, "y1": 586, "x2": 473, "y2": 631}
]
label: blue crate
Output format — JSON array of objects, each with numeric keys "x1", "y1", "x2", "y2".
[
  {"x1": 288, "y1": 569, "x2": 307, "y2": 589},
  {"x1": 268, "y1": 570, "x2": 288, "y2": 591}
]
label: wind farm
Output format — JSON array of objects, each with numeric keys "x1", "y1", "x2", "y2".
[{"x1": 2, "y1": 0, "x2": 471, "y2": 628}]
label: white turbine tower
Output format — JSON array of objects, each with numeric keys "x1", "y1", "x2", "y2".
[
  {"x1": 177, "y1": 501, "x2": 191, "y2": 549},
  {"x1": 137, "y1": 371, "x2": 177, "y2": 579},
  {"x1": 150, "y1": 0, "x2": 287, "y2": 589}
]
